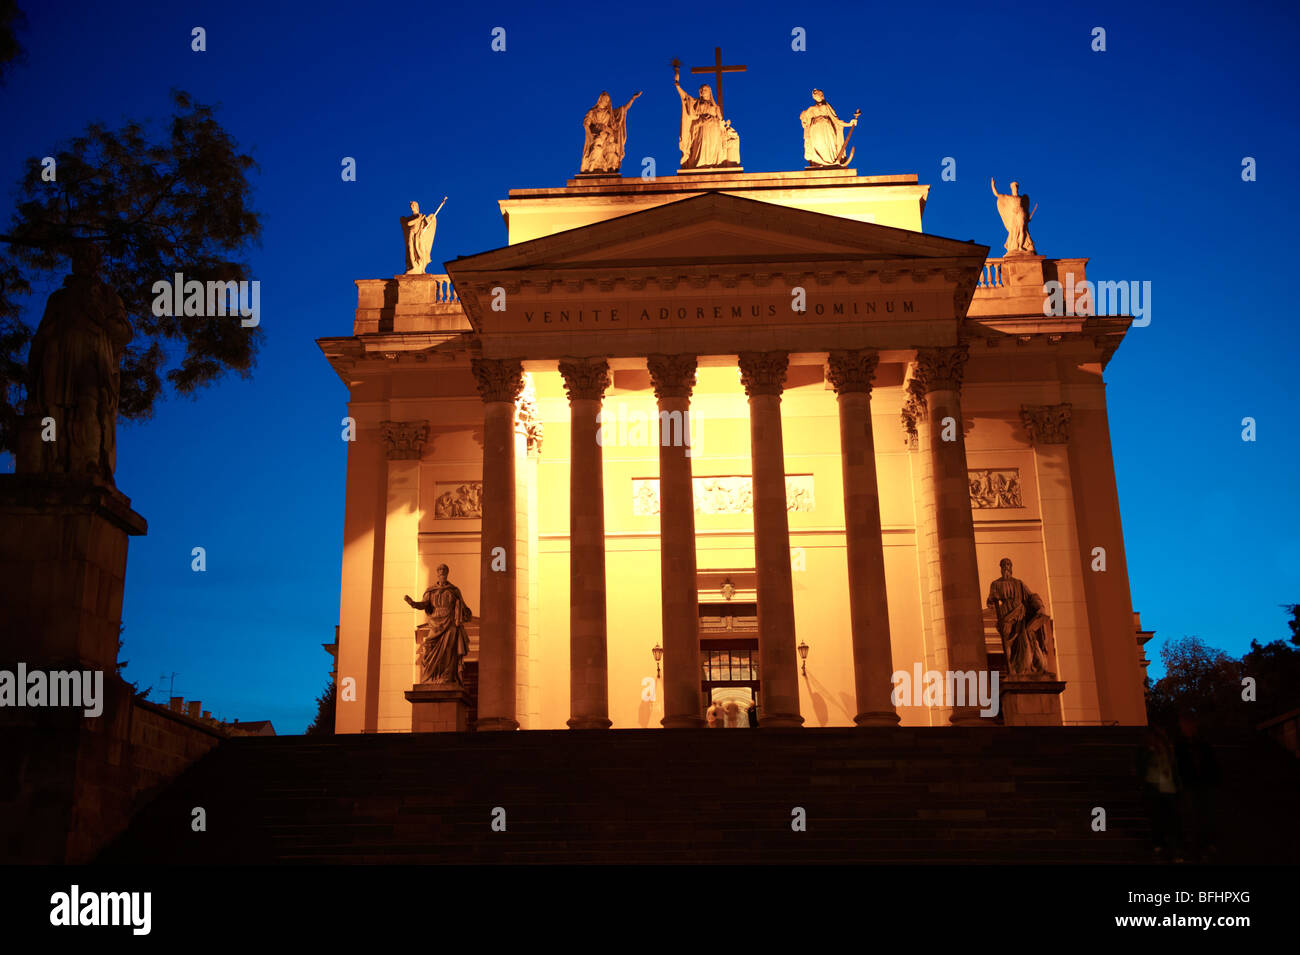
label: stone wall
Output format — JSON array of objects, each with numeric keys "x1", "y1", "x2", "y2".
[{"x1": 1, "y1": 675, "x2": 225, "y2": 863}]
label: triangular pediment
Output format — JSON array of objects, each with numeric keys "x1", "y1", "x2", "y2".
[{"x1": 447, "y1": 193, "x2": 986, "y2": 274}]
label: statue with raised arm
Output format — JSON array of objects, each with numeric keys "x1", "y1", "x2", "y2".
[
  {"x1": 20, "y1": 243, "x2": 132, "y2": 483},
  {"x1": 800, "y1": 89, "x2": 858, "y2": 167},
  {"x1": 991, "y1": 179, "x2": 1036, "y2": 255},
  {"x1": 987, "y1": 558, "x2": 1053, "y2": 676},
  {"x1": 580, "y1": 90, "x2": 642, "y2": 174},
  {"x1": 404, "y1": 563, "x2": 472, "y2": 684},
  {"x1": 401, "y1": 197, "x2": 446, "y2": 275},
  {"x1": 673, "y1": 60, "x2": 729, "y2": 168}
]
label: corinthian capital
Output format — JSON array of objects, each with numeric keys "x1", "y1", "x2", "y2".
[
  {"x1": 471, "y1": 358, "x2": 525, "y2": 404},
  {"x1": 558, "y1": 357, "x2": 611, "y2": 402},
  {"x1": 646, "y1": 354, "x2": 698, "y2": 400},
  {"x1": 826, "y1": 349, "x2": 880, "y2": 395},
  {"x1": 380, "y1": 420, "x2": 429, "y2": 460},
  {"x1": 738, "y1": 351, "x2": 789, "y2": 397},
  {"x1": 913, "y1": 345, "x2": 970, "y2": 394},
  {"x1": 1020, "y1": 403, "x2": 1072, "y2": 445}
]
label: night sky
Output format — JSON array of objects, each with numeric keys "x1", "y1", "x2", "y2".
[{"x1": 3, "y1": 0, "x2": 1296, "y2": 732}]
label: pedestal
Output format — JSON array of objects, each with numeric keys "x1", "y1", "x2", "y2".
[
  {"x1": 999, "y1": 676, "x2": 1066, "y2": 726},
  {"x1": 0, "y1": 473, "x2": 148, "y2": 862},
  {"x1": 406, "y1": 683, "x2": 472, "y2": 733},
  {"x1": 0, "y1": 474, "x2": 147, "y2": 671}
]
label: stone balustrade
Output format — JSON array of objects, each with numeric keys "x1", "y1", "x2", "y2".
[{"x1": 354, "y1": 273, "x2": 468, "y2": 335}]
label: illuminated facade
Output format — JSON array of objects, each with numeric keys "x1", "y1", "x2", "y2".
[{"x1": 318, "y1": 167, "x2": 1149, "y2": 733}]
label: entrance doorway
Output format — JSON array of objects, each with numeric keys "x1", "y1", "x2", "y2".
[
  {"x1": 700, "y1": 637, "x2": 759, "y2": 727},
  {"x1": 698, "y1": 573, "x2": 760, "y2": 727}
]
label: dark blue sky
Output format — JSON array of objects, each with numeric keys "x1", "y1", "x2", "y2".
[{"x1": 3, "y1": 0, "x2": 1297, "y2": 732}]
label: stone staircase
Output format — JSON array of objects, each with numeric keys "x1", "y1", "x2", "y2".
[{"x1": 98, "y1": 727, "x2": 1300, "y2": 864}]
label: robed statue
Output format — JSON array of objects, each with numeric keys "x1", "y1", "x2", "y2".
[
  {"x1": 405, "y1": 563, "x2": 472, "y2": 685},
  {"x1": 800, "y1": 89, "x2": 858, "y2": 167},
  {"x1": 19, "y1": 243, "x2": 132, "y2": 483},
  {"x1": 580, "y1": 90, "x2": 642, "y2": 174},
  {"x1": 674, "y1": 61, "x2": 734, "y2": 169},
  {"x1": 986, "y1": 558, "x2": 1054, "y2": 676},
  {"x1": 991, "y1": 179, "x2": 1037, "y2": 255},
  {"x1": 401, "y1": 198, "x2": 446, "y2": 275}
]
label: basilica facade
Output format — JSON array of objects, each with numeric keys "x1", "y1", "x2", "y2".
[{"x1": 318, "y1": 165, "x2": 1150, "y2": 734}]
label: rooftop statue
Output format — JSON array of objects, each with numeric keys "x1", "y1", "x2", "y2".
[
  {"x1": 401, "y1": 197, "x2": 446, "y2": 275},
  {"x1": 800, "y1": 89, "x2": 858, "y2": 167},
  {"x1": 991, "y1": 179, "x2": 1037, "y2": 256},
  {"x1": 580, "y1": 90, "x2": 642, "y2": 174},
  {"x1": 674, "y1": 61, "x2": 737, "y2": 169}
]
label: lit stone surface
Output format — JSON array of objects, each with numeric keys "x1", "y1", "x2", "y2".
[{"x1": 319, "y1": 160, "x2": 1148, "y2": 732}]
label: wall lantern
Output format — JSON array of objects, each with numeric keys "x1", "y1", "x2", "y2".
[
  {"x1": 798, "y1": 640, "x2": 810, "y2": 676},
  {"x1": 652, "y1": 643, "x2": 663, "y2": 678}
]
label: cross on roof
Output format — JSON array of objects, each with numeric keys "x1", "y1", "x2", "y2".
[{"x1": 689, "y1": 46, "x2": 746, "y2": 115}]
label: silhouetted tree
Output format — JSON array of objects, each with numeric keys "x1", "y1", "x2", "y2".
[
  {"x1": 1146, "y1": 636, "x2": 1243, "y2": 731},
  {"x1": 1147, "y1": 607, "x2": 1300, "y2": 734},
  {"x1": 305, "y1": 680, "x2": 336, "y2": 736},
  {"x1": 1241, "y1": 635, "x2": 1300, "y2": 724},
  {"x1": 0, "y1": 89, "x2": 262, "y2": 453},
  {"x1": 116, "y1": 627, "x2": 151, "y2": 702},
  {"x1": 0, "y1": 1, "x2": 26, "y2": 85}
]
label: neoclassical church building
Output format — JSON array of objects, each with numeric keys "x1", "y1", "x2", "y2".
[{"x1": 319, "y1": 157, "x2": 1151, "y2": 734}]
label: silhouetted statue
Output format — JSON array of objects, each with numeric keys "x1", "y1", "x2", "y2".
[{"x1": 20, "y1": 244, "x2": 132, "y2": 483}]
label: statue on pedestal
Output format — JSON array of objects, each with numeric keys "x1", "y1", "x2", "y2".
[
  {"x1": 404, "y1": 563, "x2": 472, "y2": 684},
  {"x1": 991, "y1": 179, "x2": 1037, "y2": 255},
  {"x1": 986, "y1": 558, "x2": 1053, "y2": 676},
  {"x1": 580, "y1": 90, "x2": 642, "y2": 174},
  {"x1": 401, "y1": 198, "x2": 446, "y2": 275},
  {"x1": 674, "y1": 61, "x2": 734, "y2": 168},
  {"x1": 800, "y1": 89, "x2": 858, "y2": 167},
  {"x1": 21, "y1": 243, "x2": 132, "y2": 483}
]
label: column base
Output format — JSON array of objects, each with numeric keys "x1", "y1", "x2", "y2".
[
  {"x1": 759, "y1": 713, "x2": 805, "y2": 728},
  {"x1": 661, "y1": 716, "x2": 707, "y2": 729},
  {"x1": 999, "y1": 676, "x2": 1066, "y2": 726},
  {"x1": 474, "y1": 716, "x2": 519, "y2": 732},
  {"x1": 406, "y1": 683, "x2": 472, "y2": 733},
  {"x1": 854, "y1": 711, "x2": 902, "y2": 727},
  {"x1": 566, "y1": 717, "x2": 613, "y2": 730}
]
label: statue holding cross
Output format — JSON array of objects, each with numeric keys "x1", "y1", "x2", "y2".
[{"x1": 673, "y1": 48, "x2": 745, "y2": 169}]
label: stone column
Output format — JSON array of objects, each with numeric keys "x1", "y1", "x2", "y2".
[
  {"x1": 913, "y1": 345, "x2": 988, "y2": 723},
  {"x1": 558, "y1": 358, "x2": 612, "y2": 730},
  {"x1": 1021, "y1": 403, "x2": 1096, "y2": 721},
  {"x1": 471, "y1": 358, "x2": 524, "y2": 731},
  {"x1": 738, "y1": 351, "x2": 803, "y2": 728},
  {"x1": 378, "y1": 420, "x2": 428, "y2": 733},
  {"x1": 827, "y1": 350, "x2": 900, "y2": 727},
  {"x1": 647, "y1": 355, "x2": 704, "y2": 729}
]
